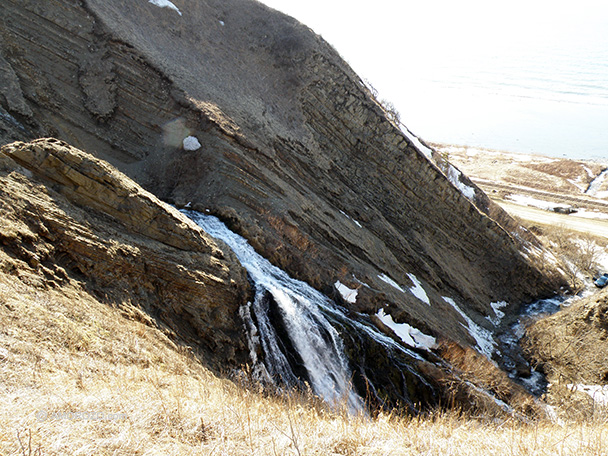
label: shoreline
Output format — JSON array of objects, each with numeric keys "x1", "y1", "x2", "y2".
[
  {"x1": 429, "y1": 142, "x2": 608, "y2": 237},
  {"x1": 430, "y1": 142, "x2": 608, "y2": 166}
]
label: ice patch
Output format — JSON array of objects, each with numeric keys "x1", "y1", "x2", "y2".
[
  {"x1": 376, "y1": 309, "x2": 437, "y2": 351},
  {"x1": 574, "y1": 209, "x2": 608, "y2": 220},
  {"x1": 183, "y1": 136, "x2": 201, "y2": 151},
  {"x1": 148, "y1": 0, "x2": 182, "y2": 15},
  {"x1": 486, "y1": 301, "x2": 507, "y2": 326},
  {"x1": 407, "y1": 273, "x2": 430, "y2": 305},
  {"x1": 443, "y1": 297, "x2": 496, "y2": 360},
  {"x1": 586, "y1": 168, "x2": 608, "y2": 196},
  {"x1": 567, "y1": 384, "x2": 608, "y2": 407},
  {"x1": 446, "y1": 164, "x2": 476, "y2": 201},
  {"x1": 334, "y1": 281, "x2": 358, "y2": 304},
  {"x1": 377, "y1": 273, "x2": 405, "y2": 293}
]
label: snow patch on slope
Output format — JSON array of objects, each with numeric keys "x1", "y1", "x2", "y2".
[
  {"x1": 148, "y1": 0, "x2": 182, "y2": 16},
  {"x1": 486, "y1": 301, "x2": 508, "y2": 326},
  {"x1": 407, "y1": 273, "x2": 430, "y2": 305},
  {"x1": 446, "y1": 164, "x2": 476, "y2": 201},
  {"x1": 339, "y1": 210, "x2": 362, "y2": 228},
  {"x1": 377, "y1": 274, "x2": 405, "y2": 293},
  {"x1": 376, "y1": 309, "x2": 437, "y2": 351},
  {"x1": 399, "y1": 124, "x2": 433, "y2": 159},
  {"x1": 444, "y1": 297, "x2": 496, "y2": 360},
  {"x1": 567, "y1": 384, "x2": 608, "y2": 407},
  {"x1": 183, "y1": 135, "x2": 201, "y2": 150},
  {"x1": 334, "y1": 281, "x2": 358, "y2": 303}
]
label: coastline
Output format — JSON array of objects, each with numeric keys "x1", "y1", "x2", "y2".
[{"x1": 430, "y1": 142, "x2": 608, "y2": 237}]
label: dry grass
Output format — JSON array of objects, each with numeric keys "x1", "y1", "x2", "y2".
[
  {"x1": 517, "y1": 221, "x2": 608, "y2": 292},
  {"x1": 3, "y1": 262, "x2": 608, "y2": 455}
]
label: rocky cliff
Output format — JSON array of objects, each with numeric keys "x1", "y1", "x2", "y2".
[
  {"x1": 0, "y1": 0, "x2": 570, "y2": 412},
  {"x1": 0, "y1": 138, "x2": 251, "y2": 370}
]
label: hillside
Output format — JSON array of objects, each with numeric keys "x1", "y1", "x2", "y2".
[
  {"x1": 0, "y1": 0, "x2": 573, "y2": 420},
  {"x1": 0, "y1": 143, "x2": 601, "y2": 454}
]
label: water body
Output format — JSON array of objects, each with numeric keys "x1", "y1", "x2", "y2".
[{"x1": 395, "y1": 29, "x2": 608, "y2": 161}]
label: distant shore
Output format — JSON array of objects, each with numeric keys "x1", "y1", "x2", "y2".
[{"x1": 430, "y1": 143, "x2": 608, "y2": 237}]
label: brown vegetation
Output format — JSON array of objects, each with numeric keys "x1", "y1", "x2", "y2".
[{"x1": 3, "y1": 264, "x2": 608, "y2": 455}]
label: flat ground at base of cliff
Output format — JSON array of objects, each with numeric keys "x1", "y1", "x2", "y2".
[
  {"x1": 433, "y1": 143, "x2": 608, "y2": 240},
  {"x1": 2, "y1": 258, "x2": 608, "y2": 455}
]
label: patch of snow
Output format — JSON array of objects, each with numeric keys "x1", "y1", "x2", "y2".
[
  {"x1": 443, "y1": 297, "x2": 496, "y2": 360},
  {"x1": 446, "y1": 164, "x2": 476, "y2": 201},
  {"x1": 407, "y1": 273, "x2": 430, "y2": 305},
  {"x1": 567, "y1": 384, "x2": 608, "y2": 407},
  {"x1": 505, "y1": 194, "x2": 562, "y2": 211},
  {"x1": 574, "y1": 209, "x2": 608, "y2": 220},
  {"x1": 376, "y1": 309, "x2": 437, "y2": 351},
  {"x1": 486, "y1": 301, "x2": 508, "y2": 326},
  {"x1": 339, "y1": 210, "x2": 362, "y2": 228},
  {"x1": 377, "y1": 274, "x2": 405, "y2": 293},
  {"x1": 352, "y1": 275, "x2": 371, "y2": 289},
  {"x1": 596, "y1": 250, "x2": 608, "y2": 273},
  {"x1": 398, "y1": 124, "x2": 433, "y2": 159},
  {"x1": 568, "y1": 177, "x2": 587, "y2": 192},
  {"x1": 183, "y1": 136, "x2": 201, "y2": 151},
  {"x1": 148, "y1": 0, "x2": 182, "y2": 16},
  {"x1": 0, "y1": 347, "x2": 8, "y2": 359},
  {"x1": 334, "y1": 281, "x2": 357, "y2": 304},
  {"x1": 219, "y1": 20, "x2": 225, "y2": 26}
]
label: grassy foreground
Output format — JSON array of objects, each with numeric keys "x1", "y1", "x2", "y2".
[{"x1": 2, "y1": 269, "x2": 608, "y2": 455}]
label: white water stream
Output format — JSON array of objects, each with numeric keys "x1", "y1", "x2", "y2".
[
  {"x1": 586, "y1": 168, "x2": 608, "y2": 196},
  {"x1": 184, "y1": 211, "x2": 363, "y2": 412}
]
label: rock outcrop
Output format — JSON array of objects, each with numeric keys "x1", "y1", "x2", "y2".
[
  {"x1": 0, "y1": 0, "x2": 572, "y2": 412},
  {"x1": 0, "y1": 138, "x2": 251, "y2": 369},
  {"x1": 0, "y1": 0, "x2": 568, "y2": 348}
]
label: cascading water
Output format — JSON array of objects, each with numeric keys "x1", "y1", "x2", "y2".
[{"x1": 184, "y1": 211, "x2": 364, "y2": 413}]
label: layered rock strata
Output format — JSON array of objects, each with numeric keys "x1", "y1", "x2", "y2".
[
  {"x1": 0, "y1": 0, "x2": 568, "y2": 368},
  {"x1": 0, "y1": 138, "x2": 251, "y2": 369}
]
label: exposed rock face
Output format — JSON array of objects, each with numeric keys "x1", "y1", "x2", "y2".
[
  {"x1": 0, "y1": 0, "x2": 567, "y2": 347},
  {"x1": 0, "y1": 0, "x2": 571, "y2": 412},
  {"x1": 0, "y1": 139, "x2": 251, "y2": 369}
]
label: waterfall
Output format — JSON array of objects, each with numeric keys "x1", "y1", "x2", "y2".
[{"x1": 183, "y1": 211, "x2": 363, "y2": 413}]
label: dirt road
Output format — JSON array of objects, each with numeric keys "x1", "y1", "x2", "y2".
[{"x1": 496, "y1": 200, "x2": 608, "y2": 238}]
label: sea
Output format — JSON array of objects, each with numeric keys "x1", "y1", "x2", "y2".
[{"x1": 392, "y1": 28, "x2": 608, "y2": 162}]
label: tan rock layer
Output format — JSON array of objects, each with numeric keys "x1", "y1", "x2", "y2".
[
  {"x1": 0, "y1": 0, "x2": 568, "y2": 353},
  {"x1": 0, "y1": 139, "x2": 251, "y2": 369}
]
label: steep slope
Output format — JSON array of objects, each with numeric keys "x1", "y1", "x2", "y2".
[
  {"x1": 0, "y1": 0, "x2": 571, "y2": 406},
  {"x1": 0, "y1": 138, "x2": 251, "y2": 370},
  {"x1": 1, "y1": 138, "x2": 543, "y2": 416}
]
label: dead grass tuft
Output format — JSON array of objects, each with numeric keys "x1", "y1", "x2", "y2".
[{"x1": 2, "y1": 253, "x2": 608, "y2": 454}]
